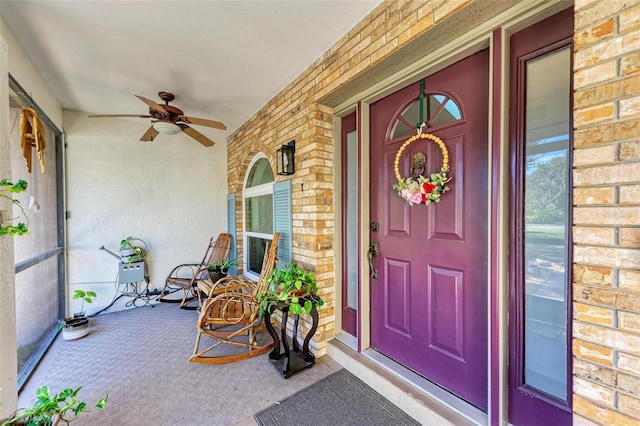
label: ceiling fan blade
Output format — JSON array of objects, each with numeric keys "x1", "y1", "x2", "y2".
[
  {"x1": 182, "y1": 125, "x2": 215, "y2": 147},
  {"x1": 140, "y1": 126, "x2": 159, "y2": 142},
  {"x1": 88, "y1": 114, "x2": 152, "y2": 118},
  {"x1": 178, "y1": 115, "x2": 227, "y2": 130},
  {"x1": 135, "y1": 95, "x2": 168, "y2": 117}
]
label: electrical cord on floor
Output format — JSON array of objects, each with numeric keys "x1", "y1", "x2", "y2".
[
  {"x1": 121, "y1": 281, "x2": 153, "y2": 308},
  {"x1": 89, "y1": 268, "x2": 155, "y2": 317}
]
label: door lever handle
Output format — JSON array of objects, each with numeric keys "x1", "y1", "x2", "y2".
[{"x1": 368, "y1": 241, "x2": 379, "y2": 279}]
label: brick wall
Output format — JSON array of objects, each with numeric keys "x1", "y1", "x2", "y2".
[{"x1": 573, "y1": 0, "x2": 640, "y2": 424}]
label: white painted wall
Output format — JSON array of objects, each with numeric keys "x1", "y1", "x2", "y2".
[
  {"x1": 1, "y1": 18, "x2": 62, "y2": 416},
  {"x1": 64, "y1": 111, "x2": 228, "y2": 314}
]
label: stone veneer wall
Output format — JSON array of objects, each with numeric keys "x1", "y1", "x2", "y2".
[
  {"x1": 572, "y1": 0, "x2": 640, "y2": 424},
  {"x1": 227, "y1": 0, "x2": 640, "y2": 423}
]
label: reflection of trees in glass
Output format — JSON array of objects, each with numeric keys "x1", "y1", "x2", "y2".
[{"x1": 525, "y1": 154, "x2": 567, "y2": 225}]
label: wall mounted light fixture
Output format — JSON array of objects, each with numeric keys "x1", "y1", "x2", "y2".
[{"x1": 276, "y1": 140, "x2": 296, "y2": 176}]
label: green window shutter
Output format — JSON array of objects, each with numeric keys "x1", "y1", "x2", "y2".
[
  {"x1": 227, "y1": 193, "x2": 237, "y2": 276},
  {"x1": 273, "y1": 180, "x2": 292, "y2": 265}
]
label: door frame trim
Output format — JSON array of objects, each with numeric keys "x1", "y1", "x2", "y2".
[
  {"x1": 358, "y1": 102, "x2": 372, "y2": 352},
  {"x1": 331, "y1": 1, "x2": 573, "y2": 424}
]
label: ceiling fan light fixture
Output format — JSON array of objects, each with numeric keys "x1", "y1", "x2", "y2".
[
  {"x1": 89, "y1": 92, "x2": 223, "y2": 146},
  {"x1": 152, "y1": 121, "x2": 181, "y2": 135}
]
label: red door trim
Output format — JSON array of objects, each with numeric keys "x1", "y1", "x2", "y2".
[
  {"x1": 340, "y1": 112, "x2": 358, "y2": 340},
  {"x1": 356, "y1": 102, "x2": 363, "y2": 353},
  {"x1": 490, "y1": 27, "x2": 502, "y2": 426}
]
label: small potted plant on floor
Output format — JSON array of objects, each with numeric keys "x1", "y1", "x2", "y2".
[
  {"x1": 61, "y1": 290, "x2": 97, "y2": 341},
  {"x1": 207, "y1": 258, "x2": 238, "y2": 282},
  {"x1": 0, "y1": 385, "x2": 107, "y2": 425},
  {"x1": 258, "y1": 262, "x2": 324, "y2": 316}
]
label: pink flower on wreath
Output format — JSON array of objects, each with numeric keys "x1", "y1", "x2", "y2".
[{"x1": 409, "y1": 190, "x2": 423, "y2": 204}]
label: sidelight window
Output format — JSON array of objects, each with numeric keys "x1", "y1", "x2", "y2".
[{"x1": 521, "y1": 47, "x2": 571, "y2": 400}]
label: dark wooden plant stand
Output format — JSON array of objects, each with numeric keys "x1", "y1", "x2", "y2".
[{"x1": 264, "y1": 299, "x2": 319, "y2": 379}]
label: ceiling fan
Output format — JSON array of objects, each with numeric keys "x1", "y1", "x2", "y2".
[{"x1": 88, "y1": 91, "x2": 226, "y2": 147}]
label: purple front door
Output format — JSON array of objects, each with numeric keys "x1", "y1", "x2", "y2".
[{"x1": 369, "y1": 50, "x2": 489, "y2": 410}]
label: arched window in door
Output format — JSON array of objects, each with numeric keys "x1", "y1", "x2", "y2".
[
  {"x1": 390, "y1": 92, "x2": 462, "y2": 140},
  {"x1": 243, "y1": 155, "x2": 274, "y2": 278}
]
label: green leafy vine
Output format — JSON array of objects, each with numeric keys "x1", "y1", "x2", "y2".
[
  {"x1": 1, "y1": 386, "x2": 107, "y2": 425},
  {"x1": 0, "y1": 179, "x2": 29, "y2": 237}
]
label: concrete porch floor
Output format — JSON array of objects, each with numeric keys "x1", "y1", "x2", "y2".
[{"x1": 18, "y1": 303, "x2": 480, "y2": 425}]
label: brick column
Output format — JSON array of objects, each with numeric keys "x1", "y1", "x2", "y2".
[{"x1": 572, "y1": 1, "x2": 640, "y2": 423}]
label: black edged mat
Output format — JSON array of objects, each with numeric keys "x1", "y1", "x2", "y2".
[{"x1": 254, "y1": 369, "x2": 421, "y2": 426}]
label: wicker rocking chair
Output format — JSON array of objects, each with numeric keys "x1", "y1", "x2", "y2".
[
  {"x1": 189, "y1": 233, "x2": 279, "y2": 364},
  {"x1": 157, "y1": 233, "x2": 231, "y2": 310}
]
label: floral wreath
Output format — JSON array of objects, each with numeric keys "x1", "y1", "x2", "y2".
[{"x1": 392, "y1": 130, "x2": 451, "y2": 206}]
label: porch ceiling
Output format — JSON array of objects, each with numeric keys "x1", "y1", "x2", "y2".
[{"x1": 1, "y1": 0, "x2": 381, "y2": 140}]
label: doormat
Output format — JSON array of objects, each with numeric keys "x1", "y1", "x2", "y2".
[{"x1": 254, "y1": 369, "x2": 420, "y2": 426}]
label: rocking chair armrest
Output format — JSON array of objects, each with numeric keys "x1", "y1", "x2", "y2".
[
  {"x1": 198, "y1": 292, "x2": 259, "y2": 326},
  {"x1": 204, "y1": 291, "x2": 256, "y2": 307},
  {"x1": 215, "y1": 276, "x2": 255, "y2": 293},
  {"x1": 166, "y1": 263, "x2": 202, "y2": 279},
  {"x1": 198, "y1": 276, "x2": 252, "y2": 298}
]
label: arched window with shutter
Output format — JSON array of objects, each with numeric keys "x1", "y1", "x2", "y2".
[{"x1": 243, "y1": 155, "x2": 274, "y2": 279}]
